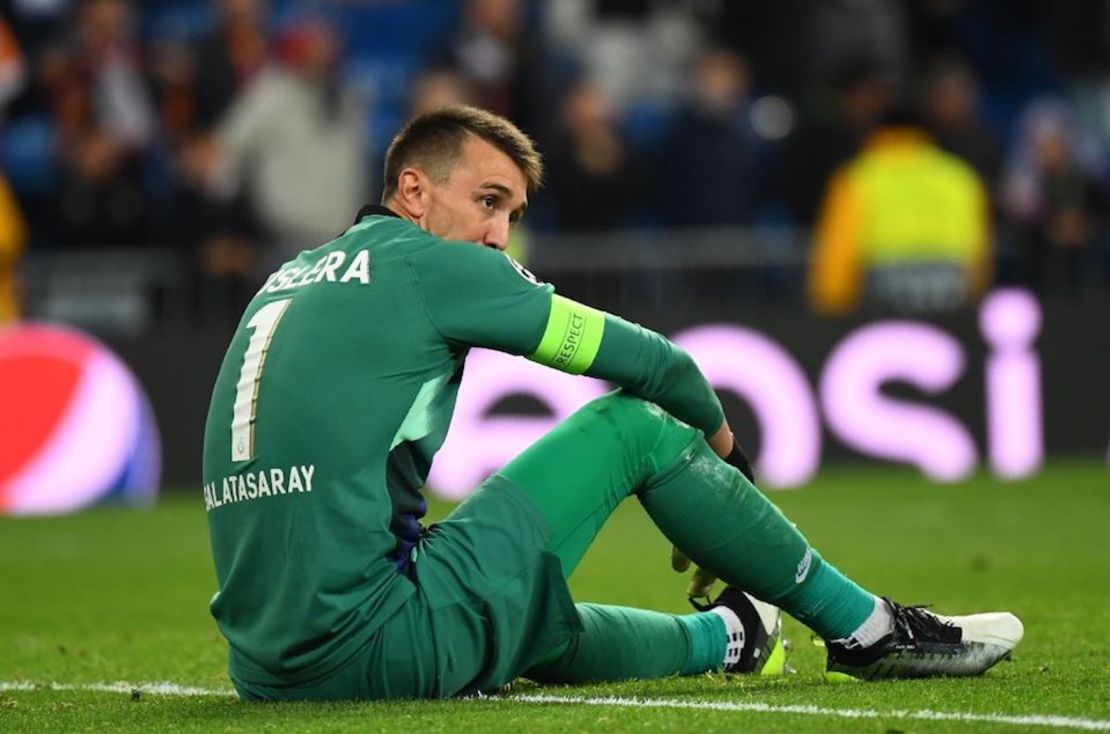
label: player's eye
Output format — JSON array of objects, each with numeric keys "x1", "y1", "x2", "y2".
[{"x1": 481, "y1": 195, "x2": 497, "y2": 209}]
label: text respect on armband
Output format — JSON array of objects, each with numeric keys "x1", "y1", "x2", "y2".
[
  {"x1": 203, "y1": 464, "x2": 316, "y2": 512},
  {"x1": 260, "y1": 249, "x2": 370, "y2": 294}
]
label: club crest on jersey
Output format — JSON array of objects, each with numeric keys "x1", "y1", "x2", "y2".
[{"x1": 505, "y1": 253, "x2": 542, "y2": 286}]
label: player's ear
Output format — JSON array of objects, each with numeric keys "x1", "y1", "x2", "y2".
[{"x1": 396, "y1": 168, "x2": 427, "y2": 217}]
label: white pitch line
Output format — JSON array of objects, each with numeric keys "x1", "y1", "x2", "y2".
[
  {"x1": 2, "y1": 681, "x2": 1108, "y2": 731},
  {"x1": 0, "y1": 681, "x2": 230, "y2": 697},
  {"x1": 507, "y1": 694, "x2": 1110, "y2": 732}
]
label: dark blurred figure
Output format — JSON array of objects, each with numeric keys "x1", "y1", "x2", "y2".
[
  {"x1": 0, "y1": 172, "x2": 25, "y2": 323},
  {"x1": 161, "y1": 0, "x2": 271, "y2": 320},
  {"x1": 701, "y1": 1, "x2": 808, "y2": 101},
  {"x1": 809, "y1": 109, "x2": 991, "y2": 316},
  {"x1": 407, "y1": 67, "x2": 475, "y2": 118},
  {"x1": 442, "y1": 0, "x2": 533, "y2": 123},
  {"x1": 658, "y1": 48, "x2": 754, "y2": 228},
  {"x1": 183, "y1": 18, "x2": 366, "y2": 270},
  {"x1": 779, "y1": 60, "x2": 892, "y2": 224},
  {"x1": 1002, "y1": 99, "x2": 1105, "y2": 295},
  {"x1": 0, "y1": 13, "x2": 25, "y2": 321},
  {"x1": 0, "y1": 0, "x2": 70, "y2": 70},
  {"x1": 542, "y1": 0, "x2": 703, "y2": 111},
  {"x1": 0, "y1": 12, "x2": 25, "y2": 113},
  {"x1": 1043, "y1": 0, "x2": 1110, "y2": 148},
  {"x1": 544, "y1": 79, "x2": 642, "y2": 231},
  {"x1": 192, "y1": 0, "x2": 269, "y2": 132},
  {"x1": 41, "y1": 0, "x2": 155, "y2": 247},
  {"x1": 921, "y1": 57, "x2": 1001, "y2": 191}
]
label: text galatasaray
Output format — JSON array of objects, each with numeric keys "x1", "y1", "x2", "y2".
[{"x1": 204, "y1": 464, "x2": 316, "y2": 512}]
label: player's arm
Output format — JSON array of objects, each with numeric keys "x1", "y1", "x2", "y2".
[
  {"x1": 412, "y1": 241, "x2": 735, "y2": 455},
  {"x1": 528, "y1": 294, "x2": 733, "y2": 448}
]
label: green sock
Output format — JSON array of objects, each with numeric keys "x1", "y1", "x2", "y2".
[
  {"x1": 526, "y1": 603, "x2": 725, "y2": 683},
  {"x1": 639, "y1": 440, "x2": 875, "y2": 640}
]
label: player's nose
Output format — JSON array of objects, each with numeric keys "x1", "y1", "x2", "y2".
[{"x1": 483, "y1": 217, "x2": 511, "y2": 251}]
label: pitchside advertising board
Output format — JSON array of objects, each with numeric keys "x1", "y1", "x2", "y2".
[
  {"x1": 427, "y1": 288, "x2": 1110, "y2": 498},
  {"x1": 3, "y1": 287, "x2": 1105, "y2": 512},
  {"x1": 0, "y1": 324, "x2": 160, "y2": 515}
]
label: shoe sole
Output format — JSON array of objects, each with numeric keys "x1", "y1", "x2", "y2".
[{"x1": 827, "y1": 611, "x2": 1024, "y2": 680}]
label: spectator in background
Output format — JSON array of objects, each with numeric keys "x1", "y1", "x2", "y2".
[
  {"x1": 441, "y1": 0, "x2": 532, "y2": 123},
  {"x1": 1002, "y1": 98, "x2": 1105, "y2": 294},
  {"x1": 543, "y1": 78, "x2": 642, "y2": 231},
  {"x1": 41, "y1": 0, "x2": 155, "y2": 247},
  {"x1": 0, "y1": 14, "x2": 25, "y2": 114},
  {"x1": 184, "y1": 17, "x2": 366, "y2": 269},
  {"x1": 542, "y1": 0, "x2": 703, "y2": 111},
  {"x1": 163, "y1": 0, "x2": 271, "y2": 319},
  {"x1": 407, "y1": 67, "x2": 475, "y2": 118},
  {"x1": 921, "y1": 57, "x2": 1001, "y2": 192},
  {"x1": 0, "y1": 0, "x2": 71, "y2": 67},
  {"x1": 1042, "y1": 1, "x2": 1110, "y2": 155},
  {"x1": 658, "y1": 47, "x2": 754, "y2": 228},
  {"x1": 0, "y1": 172, "x2": 26, "y2": 322},
  {"x1": 192, "y1": 0, "x2": 269, "y2": 133},
  {"x1": 780, "y1": 60, "x2": 891, "y2": 224},
  {"x1": 808, "y1": 108, "x2": 991, "y2": 316},
  {"x1": 0, "y1": 14, "x2": 25, "y2": 321}
]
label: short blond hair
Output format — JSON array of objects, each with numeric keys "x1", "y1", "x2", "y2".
[{"x1": 381, "y1": 105, "x2": 543, "y2": 201}]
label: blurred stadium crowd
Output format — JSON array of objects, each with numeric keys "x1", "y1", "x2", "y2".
[{"x1": 0, "y1": 0, "x2": 1107, "y2": 329}]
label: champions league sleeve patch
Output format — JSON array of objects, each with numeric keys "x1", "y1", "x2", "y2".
[{"x1": 505, "y1": 253, "x2": 543, "y2": 286}]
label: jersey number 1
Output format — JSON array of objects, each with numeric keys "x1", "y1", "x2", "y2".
[{"x1": 231, "y1": 299, "x2": 291, "y2": 461}]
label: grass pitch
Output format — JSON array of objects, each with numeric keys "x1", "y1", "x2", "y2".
[{"x1": 2, "y1": 463, "x2": 1109, "y2": 732}]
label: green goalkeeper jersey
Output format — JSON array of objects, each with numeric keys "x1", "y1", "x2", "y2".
[{"x1": 202, "y1": 207, "x2": 726, "y2": 685}]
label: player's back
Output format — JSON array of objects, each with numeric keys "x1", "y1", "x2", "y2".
[{"x1": 202, "y1": 213, "x2": 460, "y2": 686}]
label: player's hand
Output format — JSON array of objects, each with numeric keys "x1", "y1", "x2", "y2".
[{"x1": 671, "y1": 546, "x2": 717, "y2": 599}]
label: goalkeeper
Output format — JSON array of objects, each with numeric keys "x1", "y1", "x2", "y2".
[{"x1": 201, "y1": 106, "x2": 1022, "y2": 701}]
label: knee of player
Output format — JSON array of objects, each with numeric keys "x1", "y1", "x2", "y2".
[
  {"x1": 586, "y1": 392, "x2": 668, "y2": 429},
  {"x1": 584, "y1": 392, "x2": 698, "y2": 467}
]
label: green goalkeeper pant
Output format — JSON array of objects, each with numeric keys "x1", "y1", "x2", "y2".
[
  {"x1": 488, "y1": 391, "x2": 875, "y2": 685},
  {"x1": 236, "y1": 391, "x2": 876, "y2": 700}
]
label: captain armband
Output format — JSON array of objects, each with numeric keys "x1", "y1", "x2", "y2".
[{"x1": 528, "y1": 295, "x2": 606, "y2": 375}]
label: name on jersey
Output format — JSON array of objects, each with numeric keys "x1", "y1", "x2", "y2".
[
  {"x1": 203, "y1": 464, "x2": 316, "y2": 512},
  {"x1": 259, "y1": 249, "x2": 370, "y2": 294}
]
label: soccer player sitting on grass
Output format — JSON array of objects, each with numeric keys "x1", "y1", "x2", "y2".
[{"x1": 201, "y1": 105, "x2": 1023, "y2": 701}]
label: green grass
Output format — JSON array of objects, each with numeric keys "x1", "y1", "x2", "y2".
[{"x1": 2, "y1": 463, "x2": 1109, "y2": 732}]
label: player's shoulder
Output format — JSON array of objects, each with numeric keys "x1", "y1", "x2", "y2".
[
  {"x1": 931, "y1": 148, "x2": 983, "y2": 187},
  {"x1": 408, "y1": 236, "x2": 543, "y2": 286}
]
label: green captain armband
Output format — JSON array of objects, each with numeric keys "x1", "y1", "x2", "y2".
[{"x1": 528, "y1": 295, "x2": 606, "y2": 374}]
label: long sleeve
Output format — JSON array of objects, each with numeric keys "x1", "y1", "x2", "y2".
[{"x1": 411, "y1": 238, "x2": 724, "y2": 437}]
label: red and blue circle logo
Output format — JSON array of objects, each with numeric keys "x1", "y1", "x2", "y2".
[{"x1": 0, "y1": 324, "x2": 160, "y2": 515}]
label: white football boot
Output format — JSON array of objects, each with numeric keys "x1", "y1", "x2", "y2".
[{"x1": 825, "y1": 598, "x2": 1024, "y2": 680}]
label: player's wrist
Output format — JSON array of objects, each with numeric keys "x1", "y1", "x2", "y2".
[
  {"x1": 724, "y1": 434, "x2": 755, "y2": 483},
  {"x1": 708, "y1": 421, "x2": 733, "y2": 458}
]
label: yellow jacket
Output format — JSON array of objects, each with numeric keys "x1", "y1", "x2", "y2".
[
  {"x1": 0, "y1": 174, "x2": 27, "y2": 323},
  {"x1": 808, "y1": 129, "x2": 991, "y2": 315}
]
